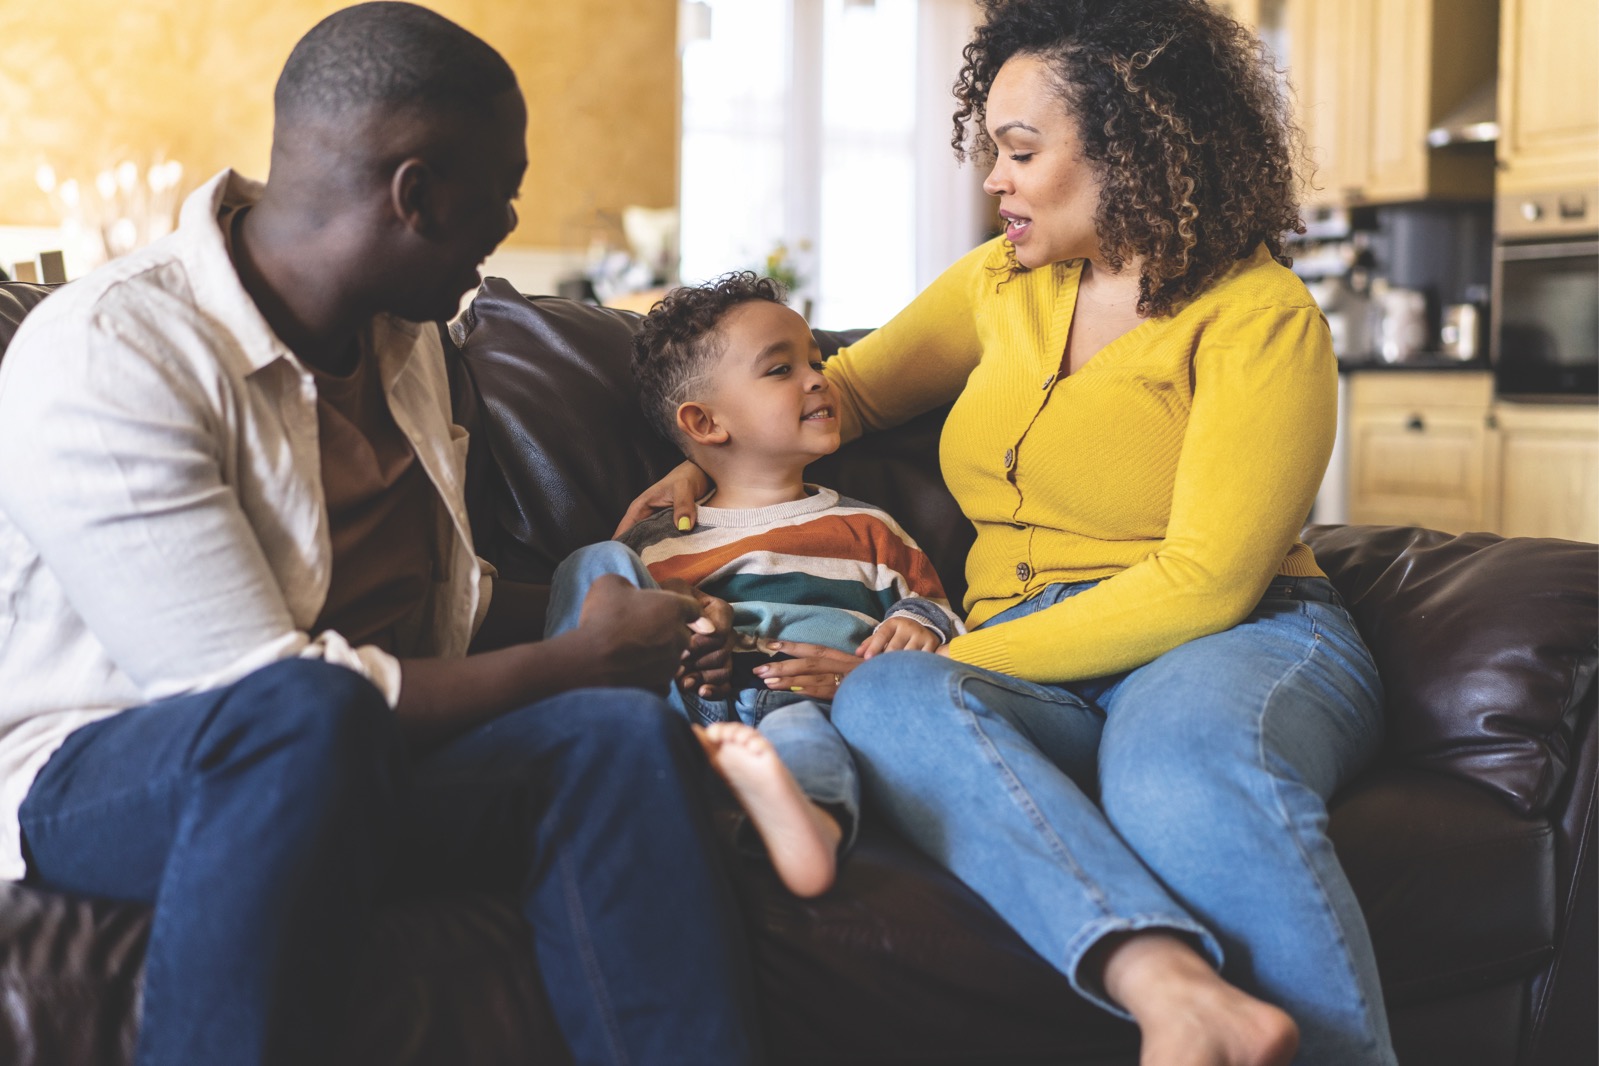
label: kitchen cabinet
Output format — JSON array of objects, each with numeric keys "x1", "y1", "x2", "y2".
[
  {"x1": 1494, "y1": 402, "x2": 1599, "y2": 542},
  {"x1": 1284, "y1": 0, "x2": 1498, "y2": 207},
  {"x1": 1347, "y1": 372, "x2": 1498, "y2": 532},
  {"x1": 1497, "y1": 0, "x2": 1599, "y2": 192},
  {"x1": 1345, "y1": 372, "x2": 1599, "y2": 542}
]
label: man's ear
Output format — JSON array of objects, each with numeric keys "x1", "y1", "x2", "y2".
[
  {"x1": 391, "y1": 158, "x2": 437, "y2": 236},
  {"x1": 676, "y1": 402, "x2": 729, "y2": 446}
]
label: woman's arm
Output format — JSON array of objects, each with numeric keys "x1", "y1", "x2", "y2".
[
  {"x1": 948, "y1": 304, "x2": 1337, "y2": 683},
  {"x1": 823, "y1": 237, "x2": 996, "y2": 443}
]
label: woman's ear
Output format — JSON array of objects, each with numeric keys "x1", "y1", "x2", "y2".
[
  {"x1": 676, "y1": 402, "x2": 729, "y2": 446},
  {"x1": 391, "y1": 158, "x2": 437, "y2": 236}
]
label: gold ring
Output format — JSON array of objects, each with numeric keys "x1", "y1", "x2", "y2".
[{"x1": 833, "y1": 674, "x2": 842, "y2": 685}]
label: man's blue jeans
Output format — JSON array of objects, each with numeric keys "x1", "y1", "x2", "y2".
[
  {"x1": 19, "y1": 658, "x2": 761, "y2": 1066},
  {"x1": 832, "y1": 576, "x2": 1397, "y2": 1066},
  {"x1": 545, "y1": 541, "x2": 861, "y2": 851}
]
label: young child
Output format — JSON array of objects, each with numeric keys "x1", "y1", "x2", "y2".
[{"x1": 617, "y1": 271, "x2": 962, "y2": 897}]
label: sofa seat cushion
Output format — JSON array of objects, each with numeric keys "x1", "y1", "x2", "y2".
[
  {"x1": 1330, "y1": 766, "x2": 1556, "y2": 1005},
  {"x1": 743, "y1": 823, "x2": 1136, "y2": 1063}
]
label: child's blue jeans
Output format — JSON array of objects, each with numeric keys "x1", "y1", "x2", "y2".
[{"x1": 547, "y1": 541, "x2": 861, "y2": 851}]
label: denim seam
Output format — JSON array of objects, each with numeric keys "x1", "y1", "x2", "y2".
[
  {"x1": 947, "y1": 670, "x2": 1114, "y2": 918},
  {"x1": 1258, "y1": 610, "x2": 1390, "y2": 1063},
  {"x1": 556, "y1": 849, "x2": 631, "y2": 1066}
]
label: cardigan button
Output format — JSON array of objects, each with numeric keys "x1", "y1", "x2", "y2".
[
  {"x1": 1041, "y1": 373, "x2": 1056, "y2": 390},
  {"x1": 1015, "y1": 562, "x2": 1031, "y2": 581},
  {"x1": 1003, "y1": 447, "x2": 1015, "y2": 468}
]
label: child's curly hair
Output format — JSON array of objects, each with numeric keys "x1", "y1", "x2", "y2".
[
  {"x1": 954, "y1": 0, "x2": 1304, "y2": 316},
  {"x1": 632, "y1": 271, "x2": 788, "y2": 446}
]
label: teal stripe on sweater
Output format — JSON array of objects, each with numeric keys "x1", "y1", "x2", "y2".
[{"x1": 708, "y1": 572, "x2": 901, "y2": 621}]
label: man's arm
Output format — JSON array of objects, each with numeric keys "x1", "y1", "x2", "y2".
[{"x1": 397, "y1": 575, "x2": 700, "y2": 751}]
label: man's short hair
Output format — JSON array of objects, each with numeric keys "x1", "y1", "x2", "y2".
[
  {"x1": 631, "y1": 272, "x2": 788, "y2": 447},
  {"x1": 275, "y1": 1, "x2": 517, "y2": 124}
]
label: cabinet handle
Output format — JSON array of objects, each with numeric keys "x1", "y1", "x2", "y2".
[
  {"x1": 1405, "y1": 414, "x2": 1425, "y2": 432},
  {"x1": 1485, "y1": 412, "x2": 1498, "y2": 430}
]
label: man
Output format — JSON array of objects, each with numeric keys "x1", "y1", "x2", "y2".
[{"x1": 0, "y1": 5, "x2": 757, "y2": 1064}]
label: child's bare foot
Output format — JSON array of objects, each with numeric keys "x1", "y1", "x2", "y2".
[
  {"x1": 1102, "y1": 933, "x2": 1299, "y2": 1066},
  {"x1": 694, "y1": 723, "x2": 842, "y2": 897}
]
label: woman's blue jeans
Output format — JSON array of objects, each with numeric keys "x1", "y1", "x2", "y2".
[
  {"x1": 19, "y1": 658, "x2": 760, "y2": 1066},
  {"x1": 546, "y1": 541, "x2": 861, "y2": 851},
  {"x1": 831, "y1": 576, "x2": 1397, "y2": 1066}
]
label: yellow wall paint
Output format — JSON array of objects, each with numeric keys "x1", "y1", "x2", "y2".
[{"x1": 0, "y1": 0, "x2": 678, "y2": 249}]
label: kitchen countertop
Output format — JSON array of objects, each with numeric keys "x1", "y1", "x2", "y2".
[{"x1": 1336, "y1": 352, "x2": 1489, "y2": 373}]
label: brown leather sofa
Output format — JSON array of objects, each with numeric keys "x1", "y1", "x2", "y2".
[{"x1": 1, "y1": 276, "x2": 1593, "y2": 1066}]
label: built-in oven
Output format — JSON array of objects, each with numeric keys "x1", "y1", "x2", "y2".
[{"x1": 1492, "y1": 186, "x2": 1598, "y2": 399}]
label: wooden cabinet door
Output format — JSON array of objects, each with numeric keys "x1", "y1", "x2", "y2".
[
  {"x1": 1495, "y1": 403, "x2": 1599, "y2": 542},
  {"x1": 1294, "y1": 0, "x2": 1374, "y2": 205},
  {"x1": 1365, "y1": 0, "x2": 1429, "y2": 201},
  {"x1": 1347, "y1": 372, "x2": 1497, "y2": 533},
  {"x1": 1499, "y1": 0, "x2": 1599, "y2": 191}
]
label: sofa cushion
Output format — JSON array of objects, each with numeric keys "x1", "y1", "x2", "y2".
[
  {"x1": 0, "y1": 281, "x2": 58, "y2": 354},
  {"x1": 1328, "y1": 766, "x2": 1556, "y2": 1005},
  {"x1": 1304, "y1": 524, "x2": 1598, "y2": 816}
]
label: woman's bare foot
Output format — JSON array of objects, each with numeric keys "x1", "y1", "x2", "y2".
[
  {"x1": 1101, "y1": 933, "x2": 1299, "y2": 1066},
  {"x1": 694, "y1": 723, "x2": 842, "y2": 897}
]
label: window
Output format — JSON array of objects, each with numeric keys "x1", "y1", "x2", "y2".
[{"x1": 679, "y1": 0, "x2": 988, "y2": 329}]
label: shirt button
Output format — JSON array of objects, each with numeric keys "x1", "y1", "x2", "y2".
[
  {"x1": 1015, "y1": 562, "x2": 1031, "y2": 581},
  {"x1": 1041, "y1": 373, "x2": 1056, "y2": 390},
  {"x1": 1003, "y1": 447, "x2": 1015, "y2": 468}
]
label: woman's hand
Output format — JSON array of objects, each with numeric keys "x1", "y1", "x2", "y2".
[
  {"x1": 614, "y1": 460, "x2": 712, "y2": 537},
  {"x1": 856, "y1": 616, "x2": 945, "y2": 658},
  {"x1": 753, "y1": 641, "x2": 865, "y2": 700}
]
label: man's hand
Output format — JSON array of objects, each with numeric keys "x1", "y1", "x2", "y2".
[
  {"x1": 856, "y1": 616, "x2": 945, "y2": 658},
  {"x1": 661, "y1": 579, "x2": 735, "y2": 699},
  {"x1": 751, "y1": 641, "x2": 865, "y2": 700},
  {"x1": 573, "y1": 575, "x2": 701, "y2": 691}
]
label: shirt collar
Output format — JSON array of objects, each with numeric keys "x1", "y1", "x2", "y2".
[{"x1": 176, "y1": 169, "x2": 424, "y2": 380}]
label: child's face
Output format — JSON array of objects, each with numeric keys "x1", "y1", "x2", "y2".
[{"x1": 698, "y1": 300, "x2": 841, "y2": 464}]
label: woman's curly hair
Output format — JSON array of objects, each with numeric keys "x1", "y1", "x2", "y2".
[
  {"x1": 632, "y1": 271, "x2": 787, "y2": 446},
  {"x1": 954, "y1": 0, "x2": 1304, "y2": 316}
]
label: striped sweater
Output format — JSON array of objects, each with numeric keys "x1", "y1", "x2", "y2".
[{"x1": 619, "y1": 486, "x2": 962, "y2": 655}]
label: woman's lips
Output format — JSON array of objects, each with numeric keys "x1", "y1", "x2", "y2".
[{"x1": 1002, "y1": 213, "x2": 1032, "y2": 241}]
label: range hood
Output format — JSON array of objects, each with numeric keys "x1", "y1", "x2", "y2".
[{"x1": 1427, "y1": 81, "x2": 1498, "y2": 147}]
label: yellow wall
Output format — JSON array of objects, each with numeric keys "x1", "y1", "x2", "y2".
[{"x1": 0, "y1": 0, "x2": 678, "y2": 249}]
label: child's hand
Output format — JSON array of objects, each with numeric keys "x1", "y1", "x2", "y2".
[{"x1": 855, "y1": 616, "x2": 945, "y2": 658}]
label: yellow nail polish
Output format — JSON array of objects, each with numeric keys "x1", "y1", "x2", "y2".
[
  {"x1": 790, "y1": 686, "x2": 803, "y2": 692},
  {"x1": 676, "y1": 516, "x2": 692, "y2": 531}
]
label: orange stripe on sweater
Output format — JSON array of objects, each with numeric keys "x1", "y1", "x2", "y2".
[{"x1": 645, "y1": 513, "x2": 948, "y2": 600}]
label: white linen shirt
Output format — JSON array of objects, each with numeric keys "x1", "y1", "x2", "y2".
[{"x1": 0, "y1": 170, "x2": 491, "y2": 880}]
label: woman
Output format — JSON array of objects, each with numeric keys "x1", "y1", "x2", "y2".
[{"x1": 620, "y1": 2, "x2": 1392, "y2": 1063}]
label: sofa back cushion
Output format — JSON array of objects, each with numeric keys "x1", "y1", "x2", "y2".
[
  {"x1": 1303, "y1": 524, "x2": 1596, "y2": 816},
  {"x1": 0, "y1": 282, "x2": 58, "y2": 355}
]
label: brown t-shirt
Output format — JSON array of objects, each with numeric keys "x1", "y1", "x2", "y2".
[{"x1": 309, "y1": 339, "x2": 439, "y2": 654}]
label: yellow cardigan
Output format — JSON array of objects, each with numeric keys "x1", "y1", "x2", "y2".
[{"x1": 824, "y1": 237, "x2": 1336, "y2": 683}]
